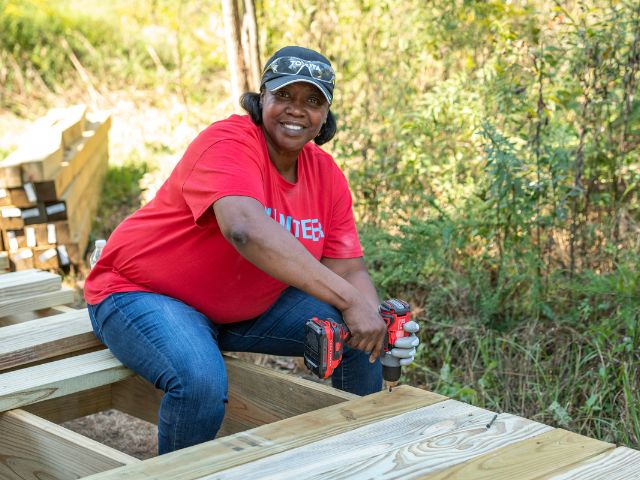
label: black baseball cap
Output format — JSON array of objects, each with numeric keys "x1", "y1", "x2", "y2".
[{"x1": 261, "y1": 46, "x2": 335, "y2": 104}]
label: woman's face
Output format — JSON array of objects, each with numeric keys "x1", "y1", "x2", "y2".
[{"x1": 260, "y1": 82, "x2": 329, "y2": 157}]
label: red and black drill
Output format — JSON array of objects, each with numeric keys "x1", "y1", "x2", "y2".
[{"x1": 303, "y1": 299, "x2": 412, "y2": 390}]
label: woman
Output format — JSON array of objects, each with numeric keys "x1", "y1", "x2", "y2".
[{"x1": 84, "y1": 46, "x2": 416, "y2": 454}]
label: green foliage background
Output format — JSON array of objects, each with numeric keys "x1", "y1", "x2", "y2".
[{"x1": 1, "y1": 0, "x2": 639, "y2": 447}]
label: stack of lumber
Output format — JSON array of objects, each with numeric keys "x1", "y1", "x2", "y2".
[{"x1": 0, "y1": 105, "x2": 111, "y2": 272}]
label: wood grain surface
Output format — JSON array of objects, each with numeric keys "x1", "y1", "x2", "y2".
[
  {"x1": 0, "y1": 308, "x2": 99, "y2": 370},
  {"x1": 0, "y1": 269, "x2": 61, "y2": 301},
  {"x1": 542, "y1": 446, "x2": 640, "y2": 479},
  {"x1": 419, "y1": 428, "x2": 614, "y2": 480},
  {"x1": 0, "y1": 408, "x2": 137, "y2": 480},
  {"x1": 0, "y1": 349, "x2": 132, "y2": 412},
  {"x1": 0, "y1": 287, "x2": 73, "y2": 318},
  {"x1": 83, "y1": 386, "x2": 445, "y2": 480},
  {"x1": 205, "y1": 400, "x2": 551, "y2": 480}
]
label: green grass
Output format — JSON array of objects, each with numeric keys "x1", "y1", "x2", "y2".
[{"x1": 90, "y1": 159, "x2": 151, "y2": 245}]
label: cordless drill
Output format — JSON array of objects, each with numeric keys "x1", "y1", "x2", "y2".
[{"x1": 303, "y1": 299, "x2": 411, "y2": 390}]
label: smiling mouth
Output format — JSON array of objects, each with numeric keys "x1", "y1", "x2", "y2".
[{"x1": 281, "y1": 122, "x2": 305, "y2": 132}]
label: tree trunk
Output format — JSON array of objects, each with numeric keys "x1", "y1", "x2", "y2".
[
  {"x1": 242, "y1": 0, "x2": 261, "y2": 91},
  {"x1": 221, "y1": 0, "x2": 249, "y2": 110}
]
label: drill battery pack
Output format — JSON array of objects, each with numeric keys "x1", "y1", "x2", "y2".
[{"x1": 304, "y1": 317, "x2": 348, "y2": 379}]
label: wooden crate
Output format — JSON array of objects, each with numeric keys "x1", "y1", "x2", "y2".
[{"x1": 1, "y1": 270, "x2": 639, "y2": 479}]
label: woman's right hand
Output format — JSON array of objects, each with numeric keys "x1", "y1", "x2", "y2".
[{"x1": 341, "y1": 297, "x2": 387, "y2": 362}]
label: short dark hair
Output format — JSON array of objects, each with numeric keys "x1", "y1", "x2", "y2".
[{"x1": 239, "y1": 91, "x2": 337, "y2": 146}]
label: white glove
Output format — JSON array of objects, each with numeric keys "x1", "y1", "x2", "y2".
[{"x1": 389, "y1": 321, "x2": 420, "y2": 366}]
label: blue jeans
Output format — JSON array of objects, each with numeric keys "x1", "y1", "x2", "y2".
[{"x1": 88, "y1": 287, "x2": 381, "y2": 454}]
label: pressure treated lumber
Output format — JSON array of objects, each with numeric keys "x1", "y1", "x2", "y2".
[
  {"x1": 0, "y1": 287, "x2": 73, "y2": 318},
  {"x1": 0, "y1": 309, "x2": 100, "y2": 370},
  {"x1": 24, "y1": 384, "x2": 112, "y2": 424},
  {"x1": 207, "y1": 400, "x2": 553, "y2": 480},
  {"x1": 0, "y1": 349, "x2": 133, "y2": 412},
  {"x1": 83, "y1": 386, "x2": 446, "y2": 480},
  {"x1": 111, "y1": 356, "x2": 358, "y2": 435},
  {"x1": 0, "y1": 408, "x2": 138, "y2": 480},
  {"x1": 543, "y1": 446, "x2": 640, "y2": 479},
  {"x1": 0, "y1": 269, "x2": 61, "y2": 301},
  {"x1": 222, "y1": 355, "x2": 358, "y2": 433},
  {"x1": 419, "y1": 428, "x2": 615, "y2": 480},
  {"x1": 52, "y1": 113, "x2": 111, "y2": 197}
]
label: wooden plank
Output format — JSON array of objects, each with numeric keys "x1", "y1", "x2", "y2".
[
  {"x1": 206, "y1": 400, "x2": 553, "y2": 480},
  {"x1": 0, "y1": 408, "x2": 138, "y2": 480},
  {"x1": 82, "y1": 386, "x2": 446, "y2": 480},
  {"x1": 0, "y1": 309, "x2": 100, "y2": 370},
  {"x1": 0, "y1": 305, "x2": 76, "y2": 327},
  {"x1": 419, "y1": 429, "x2": 614, "y2": 480},
  {"x1": 24, "y1": 385, "x2": 113, "y2": 424},
  {"x1": 0, "y1": 155, "x2": 24, "y2": 188},
  {"x1": 52, "y1": 113, "x2": 111, "y2": 197},
  {"x1": 14, "y1": 130, "x2": 64, "y2": 183},
  {"x1": 111, "y1": 356, "x2": 359, "y2": 434},
  {"x1": 52, "y1": 103, "x2": 87, "y2": 147},
  {"x1": 0, "y1": 349, "x2": 133, "y2": 412},
  {"x1": 542, "y1": 446, "x2": 640, "y2": 479},
  {"x1": 111, "y1": 376, "x2": 163, "y2": 425},
  {"x1": 0, "y1": 287, "x2": 73, "y2": 318},
  {"x1": 0, "y1": 269, "x2": 61, "y2": 301},
  {"x1": 68, "y1": 142, "x2": 109, "y2": 254},
  {"x1": 222, "y1": 355, "x2": 357, "y2": 434}
]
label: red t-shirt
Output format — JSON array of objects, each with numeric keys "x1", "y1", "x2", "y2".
[{"x1": 84, "y1": 115, "x2": 363, "y2": 323}]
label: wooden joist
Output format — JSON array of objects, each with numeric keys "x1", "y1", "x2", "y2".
[
  {"x1": 82, "y1": 386, "x2": 446, "y2": 480},
  {"x1": 24, "y1": 385, "x2": 113, "y2": 424},
  {"x1": 0, "y1": 269, "x2": 61, "y2": 301},
  {"x1": 0, "y1": 408, "x2": 138, "y2": 480},
  {"x1": 0, "y1": 287, "x2": 74, "y2": 318},
  {"x1": 0, "y1": 349, "x2": 133, "y2": 412},
  {"x1": 0, "y1": 309, "x2": 99, "y2": 370}
]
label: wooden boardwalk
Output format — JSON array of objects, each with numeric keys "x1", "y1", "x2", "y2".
[{"x1": 1, "y1": 270, "x2": 639, "y2": 479}]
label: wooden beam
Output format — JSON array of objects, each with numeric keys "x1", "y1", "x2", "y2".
[
  {"x1": 111, "y1": 376, "x2": 162, "y2": 425},
  {"x1": 82, "y1": 386, "x2": 445, "y2": 480},
  {"x1": 0, "y1": 269, "x2": 61, "y2": 302},
  {"x1": 221, "y1": 355, "x2": 357, "y2": 434},
  {"x1": 0, "y1": 408, "x2": 138, "y2": 480},
  {"x1": 0, "y1": 349, "x2": 133, "y2": 412},
  {"x1": 111, "y1": 356, "x2": 358, "y2": 435},
  {"x1": 0, "y1": 288, "x2": 74, "y2": 319},
  {"x1": 0, "y1": 269, "x2": 62, "y2": 298},
  {"x1": 538, "y1": 446, "x2": 640, "y2": 479},
  {"x1": 203, "y1": 402, "x2": 553, "y2": 480},
  {"x1": 53, "y1": 113, "x2": 111, "y2": 199},
  {"x1": 0, "y1": 309, "x2": 100, "y2": 370},
  {"x1": 24, "y1": 385, "x2": 113, "y2": 424},
  {"x1": 419, "y1": 428, "x2": 615, "y2": 480},
  {"x1": 0, "y1": 305, "x2": 77, "y2": 327}
]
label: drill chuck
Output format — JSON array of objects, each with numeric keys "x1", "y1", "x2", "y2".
[{"x1": 381, "y1": 352, "x2": 401, "y2": 382}]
